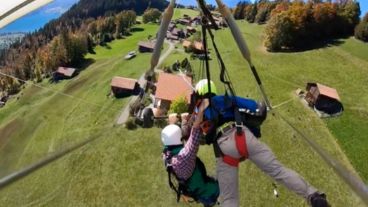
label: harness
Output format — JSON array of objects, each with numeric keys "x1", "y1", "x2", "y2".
[
  {"x1": 216, "y1": 121, "x2": 249, "y2": 167},
  {"x1": 163, "y1": 147, "x2": 219, "y2": 206}
]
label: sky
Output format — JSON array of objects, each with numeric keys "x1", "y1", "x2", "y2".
[{"x1": 0, "y1": 0, "x2": 367, "y2": 34}]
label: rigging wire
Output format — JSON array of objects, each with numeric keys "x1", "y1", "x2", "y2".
[{"x1": 0, "y1": 131, "x2": 103, "y2": 190}]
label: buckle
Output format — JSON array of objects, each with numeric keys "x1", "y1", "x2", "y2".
[
  {"x1": 235, "y1": 122, "x2": 243, "y2": 128},
  {"x1": 217, "y1": 122, "x2": 236, "y2": 135}
]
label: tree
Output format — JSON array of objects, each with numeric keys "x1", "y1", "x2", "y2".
[
  {"x1": 355, "y1": 12, "x2": 368, "y2": 42},
  {"x1": 169, "y1": 96, "x2": 188, "y2": 114},
  {"x1": 337, "y1": 0, "x2": 361, "y2": 35},
  {"x1": 143, "y1": 8, "x2": 162, "y2": 23}
]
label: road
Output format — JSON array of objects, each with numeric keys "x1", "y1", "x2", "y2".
[{"x1": 116, "y1": 40, "x2": 176, "y2": 125}]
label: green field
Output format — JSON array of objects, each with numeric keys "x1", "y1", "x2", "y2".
[{"x1": 0, "y1": 18, "x2": 367, "y2": 206}]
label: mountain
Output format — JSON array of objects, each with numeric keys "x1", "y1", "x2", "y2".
[{"x1": 0, "y1": 33, "x2": 25, "y2": 50}]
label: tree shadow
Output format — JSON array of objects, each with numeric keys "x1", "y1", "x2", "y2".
[
  {"x1": 78, "y1": 58, "x2": 95, "y2": 72},
  {"x1": 272, "y1": 38, "x2": 347, "y2": 53},
  {"x1": 103, "y1": 44, "x2": 112, "y2": 49},
  {"x1": 131, "y1": 27, "x2": 145, "y2": 33}
]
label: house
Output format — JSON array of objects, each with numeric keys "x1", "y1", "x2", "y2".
[
  {"x1": 111, "y1": 76, "x2": 141, "y2": 98},
  {"x1": 154, "y1": 72, "x2": 193, "y2": 111},
  {"x1": 182, "y1": 40, "x2": 192, "y2": 52},
  {"x1": 305, "y1": 82, "x2": 343, "y2": 117},
  {"x1": 53, "y1": 67, "x2": 77, "y2": 80},
  {"x1": 168, "y1": 22, "x2": 176, "y2": 31},
  {"x1": 186, "y1": 26, "x2": 196, "y2": 34},
  {"x1": 177, "y1": 18, "x2": 191, "y2": 26},
  {"x1": 167, "y1": 32, "x2": 179, "y2": 41},
  {"x1": 192, "y1": 16, "x2": 201, "y2": 25},
  {"x1": 171, "y1": 28, "x2": 187, "y2": 39},
  {"x1": 193, "y1": 41, "x2": 205, "y2": 54},
  {"x1": 138, "y1": 41, "x2": 155, "y2": 53}
]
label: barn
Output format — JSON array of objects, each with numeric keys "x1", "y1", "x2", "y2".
[
  {"x1": 305, "y1": 82, "x2": 343, "y2": 117},
  {"x1": 53, "y1": 67, "x2": 77, "y2": 81},
  {"x1": 138, "y1": 41, "x2": 155, "y2": 53},
  {"x1": 111, "y1": 76, "x2": 141, "y2": 98}
]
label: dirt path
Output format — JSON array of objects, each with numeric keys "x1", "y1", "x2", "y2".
[{"x1": 116, "y1": 40, "x2": 176, "y2": 125}]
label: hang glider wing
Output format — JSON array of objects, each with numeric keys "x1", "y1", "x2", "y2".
[{"x1": 0, "y1": 0, "x2": 54, "y2": 29}]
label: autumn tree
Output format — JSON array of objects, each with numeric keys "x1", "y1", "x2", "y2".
[
  {"x1": 355, "y1": 12, "x2": 368, "y2": 42},
  {"x1": 143, "y1": 8, "x2": 162, "y2": 23}
]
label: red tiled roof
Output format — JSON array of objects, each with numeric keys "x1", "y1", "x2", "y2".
[
  {"x1": 316, "y1": 83, "x2": 340, "y2": 101},
  {"x1": 56, "y1": 67, "x2": 76, "y2": 77},
  {"x1": 111, "y1": 76, "x2": 137, "y2": 90},
  {"x1": 193, "y1": 41, "x2": 204, "y2": 51},
  {"x1": 155, "y1": 72, "x2": 193, "y2": 102},
  {"x1": 182, "y1": 40, "x2": 192, "y2": 48}
]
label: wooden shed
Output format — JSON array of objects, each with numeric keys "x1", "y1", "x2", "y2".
[
  {"x1": 111, "y1": 76, "x2": 140, "y2": 98},
  {"x1": 305, "y1": 82, "x2": 343, "y2": 116},
  {"x1": 138, "y1": 41, "x2": 155, "y2": 53},
  {"x1": 53, "y1": 67, "x2": 77, "y2": 81}
]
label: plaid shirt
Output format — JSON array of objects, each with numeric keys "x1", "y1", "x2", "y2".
[{"x1": 171, "y1": 127, "x2": 201, "y2": 180}]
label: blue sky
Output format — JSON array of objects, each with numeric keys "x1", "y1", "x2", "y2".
[{"x1": 0, "y1": 0, "x2": 367, "y2": 34}]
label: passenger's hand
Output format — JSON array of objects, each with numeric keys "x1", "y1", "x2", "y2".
[
  {"x1": 193, "y1": 99, "x2": 209, "y2": 128},
  {"x1": 181, "y1": 113, "x2": 190, "y2": 121},
  {"x1": 197, "y1": 99, "x2": 209, "y2": 114}
]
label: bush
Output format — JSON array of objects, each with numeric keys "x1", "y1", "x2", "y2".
[
  {"x1": 142, "y1": 8, "x2": 161, "y2": 24},
  {"x1": 125, "y1": 117, "x2": 137, "y2": 130},
  {"x1": 169, "y1": 96, "x2": 188, "y2": 114},
  {"x1": 355, "y1": 13, "x2": 368, "y2": 42},
  {"x1": 264, "y1": 13, "x2": 295, "y2": 51}
]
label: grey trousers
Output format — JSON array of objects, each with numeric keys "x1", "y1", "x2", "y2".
[{"x1": 216, "y1": 126, "x2": 317, "y2": 207}]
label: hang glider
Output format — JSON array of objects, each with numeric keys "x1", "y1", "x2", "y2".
[{"x1": 0, "y1": 0, "x2": 54, "y2": 29}]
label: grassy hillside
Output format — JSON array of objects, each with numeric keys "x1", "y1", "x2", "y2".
[
  {"x1": 0, "y1": 19, "x2": 367, "y2": 207},
  {"x1": 172, "y1": 8, "x2": 199, "y2": 19}
]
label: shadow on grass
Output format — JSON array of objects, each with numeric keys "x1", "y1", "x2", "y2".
[
  {"x1": 271, "y1": 38, "x2": 347, "y2": 53},
  {"x1": 131, "y1": 27, "x2": 145, "y2": 33},
  {"x1": 78, "y1": 58, "x2": 95, "y2": 72}
]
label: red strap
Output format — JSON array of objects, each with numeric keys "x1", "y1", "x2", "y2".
[
  {"x1": 223, "y1": 155, "x2": 239, "y2": 167},
  {"x1": 236, "y1": 131, "x2": 248, "y2": 158},
  {"x1": 222, "y1": 130, "x2": 248, "y2": 167}
]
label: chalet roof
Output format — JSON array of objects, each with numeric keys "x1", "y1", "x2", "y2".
[
  {"x1": 167, "y1": 33, "x2": 179, "y2": 40},
  {"x1": 111, "y1": 76, "x2": 137, "y2": 90},
  {"x1": 193, "y1": 41, "x2": 204, "y2": 51},
  {"x1": 168, "y1": 22, "x2": 176, "y2": 31},
  {"x1": 316, "y1": 83, "x2": 340, "y2": 101},
  {"x1": 307, "y1": 82, "x2": 340, "y2": 101},
  {"x1": 138, "y1": 41, "x2": 155, "y2": 49},
  {"x1": 155, "y1": 72, "x2": 193, "y2": 102},
  {"x1": 182, "y1": 40, "x2": 192, "y2": 48},
  {"x1": 178, "y1": 18, "x2": 191, "y2": 24},
  {"x1": 56, "y1": 67, "x2": 76, "y2": 77}
]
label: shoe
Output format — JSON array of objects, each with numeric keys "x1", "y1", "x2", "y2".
[{"x1": 309, "y1": 192, "x2": 329, "y2": 207}]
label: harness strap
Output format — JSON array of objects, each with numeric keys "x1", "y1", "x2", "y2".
[{"x1": 221, "y1": 127, "x2": 249, "y2": 167}]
